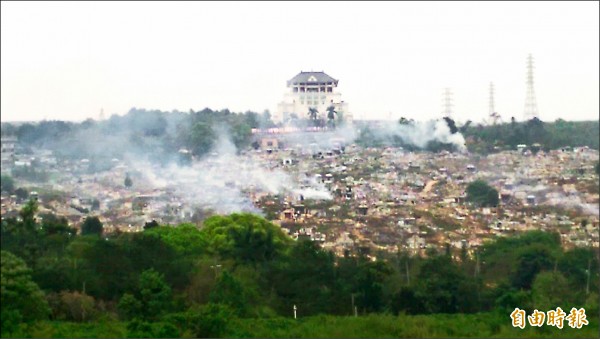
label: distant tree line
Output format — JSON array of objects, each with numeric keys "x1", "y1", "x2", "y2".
[
  {"x1": 1, "y1": 108, "x2": 276, "y2": 166},
  {"x1": 3, "y1": 112, "x2": 597, "y2": 160},
  {"x1": 463, "y1": 118, "x2": 599, "y2": 153},
  {"x1": 354, "y1": 117, "x2": 599, "y2": 153},
  {"x1": 354, "y1": 118, "x2": 464, "y2": 153}
]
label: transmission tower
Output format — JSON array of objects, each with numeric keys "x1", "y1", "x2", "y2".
[
  {"x1": 523, "y1": 54, "x2": 539, "y2": 120},
  {"x1": 489, "y1": 82, "x2": 500, "y2": 125},
  {"x1": 442, "y1": 87, "x2": 453, "y2": 118}
]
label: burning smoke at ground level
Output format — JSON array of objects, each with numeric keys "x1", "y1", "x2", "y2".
[
  {"x1": 134, "y1": 130, "x2": 333, "y2": 216},
  {"x1": 134, "y1": 118, "x2": 468, "y2": 215}
]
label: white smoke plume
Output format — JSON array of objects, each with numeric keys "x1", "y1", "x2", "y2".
[
  {"x1": 132, "y1": 128, "x2": 332, "y2": 215},
  {"x1": 376, "y1": 119, "x2": 467, "y2": 152},
  {"x1": 544, "y1": 192, "x2": 599, "y2": 216},
  {"x1": 274, "y1": 123, "x2": 357, "y2": 152}
]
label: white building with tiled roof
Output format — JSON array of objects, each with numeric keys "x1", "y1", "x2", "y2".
[{"x1": 276, "y1": 71, "x2": 351, "y2": 124}]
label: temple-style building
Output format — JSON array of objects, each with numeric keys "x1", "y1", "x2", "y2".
[{"x1": 276, "y1": 71, "x2": 351, "y2": 124}]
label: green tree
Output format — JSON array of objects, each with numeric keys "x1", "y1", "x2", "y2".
[
  {"x1": 125, "y1": 318, "x2": 153, "y2": 338},
  {"x1": 398, "y1": 117, "x2": 413, "y2": 125},
  {"x1": 354, "y1": 259, "x2": 393, "y2": 313},
  {"x1": 326, "y1": 106, "x2": 337, "y2": 127},
  {"x1": 443, "y1": 117, "x2": 459, "y2": 134},
  {"x1": 146, "y1": 223, "x2": 207, "y2": 256},
  {"x1": 120, "y1": 232, "x2": 187, "y2": 288},
  {"x1": 138, "y1": 268, "x2": 173, "y2": 320},
  {"x1": 493, "y1": 283, "x2": 533, "y2": 312},
  {"x1": 34, "y1": 257, "x2": 76, "y2": 293},
  {"x1": 185, "y1": 303, "x2": 236, "y2": 338},
  {"x1": 186, "y1": 121, "x2": 216, "y2": 156},
  {"x1": 91, "y1": 198, "x2": 100, "y2": 211},
  {"x1": 531, "y1": 271, "x2": 572, "y2": 310},
  {"x1": 390, "y1": 286, "x2": 425, "y2": 315},
  {"x1": 49, "y1": 291, "x2": 97, "y2": 322},
  {"x1": 201, "y1": 213, "x2": 291, "y2": 263},
  {"x1": 20, "y1": 198, "x2": 38, "y2": 232},
  {"x1": 14, "y1": 187, "x2": 29, "y2": 200},
  {"x1": 40, "y1": 213, "x2": 75, "y2": 237},
  {"x1": 1, "y1": 175, "x2": 15, "y2": 193},
  {"x1": 1, "y1": 200, "x2": 43, "y2": 270},
  {"x1": 525, "y1": 117, "x2": 546, "y2": 145},
  {"x1": 81, "y1": 216, "x2": 103, "y2": 236},
  {"x1": 1, "y1": 251, "x2": 50, "y2": 336},
  {"x1": 462, "y1": 119, "x2": 599, "y2": 153},
  {"x1": 183, "y1": 259, "x2": 220, "y2": 307},
  {"x1": 124, "y1": 174, "x2": 133, "y2": 188},
  {"x1": 466, "y1": 180, "x2": 499, "y2": 207},
  {"x1": 511, "y1": 244, "x2": 555, "y2": 290},
  {"x1": 144, "y1": 219, "x2": 159, "y2": 231},
  {"x1": 271, "y1": 240, "x2": 336, "y2": 315},
  {"x1": 414, "y1": 255, "x2": 479, "y2": 314},
  {"x1": 210, "y1": 270, "x2": 249, "y2": 316},
  {"x1": 118, "y1": 269, "x2": 172, "y2": 321},
  {"x1": 307, "y1": 107, "x2": 319, "y2": 126},
  {"x1": 558, "y1": 247, "x2": 599, "y2": 296},
  {"x1": 118, "y1": 293, "x2": 142, "y2": 320},
  {"x1": 81, "y1": 237, "x2": 133, "y2": 300},
  {"x1": 259, "y1": 110, "x2": 274, "y2": 129},
  {"x1": 228, "y1": 120, "x2": 252, "y2": 150},
  {"x1": 32, "y1": 211, "x2": 78, "y2": 292},
  {"x1": 479, "y1": 231, "x2": 561, "y2": 289},
  {"x1": 459, "y1": 120, "x2": 472, "y2": 133},
  {"x1": 126, "y1": 318, "x2": 180, "y2": 338}
]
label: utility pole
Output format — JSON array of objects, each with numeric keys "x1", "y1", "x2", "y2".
[
  {"x1": 474, "y1": 250, "x2": 481, "y2": 304},
  {"x1": 405, "y1": 257, "x2": 410, "y2": 285},
  {"x1": 474, "y1": 251, "x2": 480, "y2": 278},
  {"x1": 351, "y1": 293, "x2": 358, "y2": 317},
  {"x1": 586, "y1": 258, "x2": 591, "y2": 295},
  {"x1": 210, "y1": 263, "x2": 222, "y2": 282}
]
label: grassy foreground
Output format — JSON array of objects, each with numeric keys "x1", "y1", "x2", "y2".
[{"x1": 9, "y1": 312, "x2": 598, "y2": 338}]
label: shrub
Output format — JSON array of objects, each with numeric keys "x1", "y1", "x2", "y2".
[{"x1": 466, "y1": 180, "x2": 499, "y2": 207}]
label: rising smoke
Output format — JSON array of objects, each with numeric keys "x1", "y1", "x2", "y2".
[
  {"x1": 133, "y1": 127, "x2": 332, "y2": 215},
  {"x1": 9, "y1": 110, "x2": 473, "y2": 216},
  {"x1": 375, "y1": 119, "x2": 467, "y2": 152}
]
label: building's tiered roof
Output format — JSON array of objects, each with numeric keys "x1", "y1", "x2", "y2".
[{"x1": 287, "y1": 71, "x2": 338, "y2": 86}]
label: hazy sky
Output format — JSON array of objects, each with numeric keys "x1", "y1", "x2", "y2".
[{"x1": 1, "y1": 1, "x2": 598, "y2": 123}]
